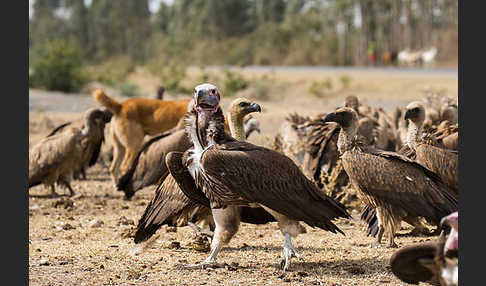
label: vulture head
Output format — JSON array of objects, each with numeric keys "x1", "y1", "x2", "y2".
[
  {"x1": 344, "y1": 95, "x2": 360, "y2": 112},
  {"x1": 404, "y1": 101, "x2": 426, "y2": 125},
  {"x1": 194, "y1": 83, "x2": 221, "y2": 114},
  {"x1": 390, "y1": 212, "x2": 459, "y2": 286},
  {"x1": 323, "y1": 107, "x2": 359, "y2": 132},
  {"x1": 227, "y1": 98, "x2": 262, "y2": 140},
  {"x1": 82, "y1": 108, "x2": 112, "y2": 136},
  {"x1": 323, "y1": 107, "x2": 360, "y2": 153}
]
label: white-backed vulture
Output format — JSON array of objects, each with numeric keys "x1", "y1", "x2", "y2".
[
  {"x1": 362, "y1": 102, "x2": 459, "y2": 238},
  {"x1": 134, "y1": 97, "x2": 273, "y2": 243},
  {"x1": 322, "y1": 107, "x2": 457, "y2": 247},
  {"x1": 29, "y1": 108, "x2": 110, "y2": 197},
  {"x1": 116, "y1": 105, "x2": 263, "y2": 199},
  {"x1": 45, "y1": 109, "x2": 112, "y2": 179},
  {"x1": 402, "y1": 101, "x2": 458, "y2": 195},
  {"x1": 390, "y1": 212, "x2": 458, "y2": 286},
  {"x1": 165, "y1": 84, "x2": 350, "y2": 271}
]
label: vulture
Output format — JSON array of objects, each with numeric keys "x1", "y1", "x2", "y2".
[
  {"x1": 134, "y1": 96, "x2": 273, "y2": 243},
  {"x1": 116, "y1": 103, "x2": 263, "y2": 199},
  {"x1": 402, "y1": 101, "x2": 458, "y2": 195},
  {"x1": 322, "y1": 107, "x2": 457, "y2": 247},
  {"x1": 362, "y1": 102, "x2": 459, "y2": 238},
  {"x1": 390, "y1": 212, "x2": 458, "y2": 286},
  {"x1": 44, "y1": 109, "x2": 112, "y2": 179},
  {"x1": 163, "y1": 84, "x2": 350, "y2": 271},
  {"x1": 29, "y1": 108, "x2": 110, "y2": 197}
]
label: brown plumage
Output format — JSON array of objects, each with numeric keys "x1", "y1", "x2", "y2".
[
  {"x1": 29, "y1": 108, "x2": 110, "y2": 197},
  {"x1": 390, "y1": 212, "x2": 458, "y2": 285},
  {"x1": 362, "y1": 102, "x2": 459, "y2": 238},
  {"x1": 323, "y1": 107, "x2": 457, "y2": 247},
  {"x1": 45, "y1": 109, "x2": 113, "y2": 180},
  {"x1": 134, "y1": 96, "x2": 270, "y2": 243},
  {"x1": 402, "y1": 101, "x2": 458, "y2": 195},
  {"x1": 169, "y1": 96, "x2": 349, "y2": 271},
  {"x1": 116, "y1": 103, "x2": 263, "y2": 199}
]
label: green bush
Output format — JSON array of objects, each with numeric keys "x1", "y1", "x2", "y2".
[
  {"x1": 222, "y1": 69, "x2": 248, "y2": 97},
  {"x1": 85, "y1": 56, "x2": 135, "y2": 87},
  {"x1": 309, "y1": 78, "x2": 333, "y2": 98},
  {"x1": 119, "y1": 83, "x2": 141, "y2": 98},
  {"x1": 30, "y1": 39, "x2": 86, "y2": 92},
  {"x1": 339, "y1": 74, "x2": 352, "y2": 90}
]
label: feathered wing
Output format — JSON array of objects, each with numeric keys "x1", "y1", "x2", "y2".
[
  {"x1": 46, "y1": 122, "x2": 72, "y2": 137},
  {"x1": 29, "y1": 131, "x2": 80, "y2": 187},
  {"x1": 134, "y1": 174, "x2": 211, "y2": 243},
  {"x1": 343, "y1": 148, "x2": 458, "y2": 226},
  {"x1": 390, "y1": 240, "x2": 443, "y2": 285},
  {"x1": 415, "y1": 144, "x2": 458, "y2": 195},
  {"x1": 196, "y1": 141, "x2": 350, "y2": 234},
  {"x1": 302, "y1": 119, "x2": 341, "y2": 182}
]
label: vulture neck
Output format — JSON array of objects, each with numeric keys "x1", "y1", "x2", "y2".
[
  {"x1": 406, "y1": 120, "x2": 423, "y2": 149},
  {"x1": 337, "y1": 124, "x2": 358, "y2": 154},
  {"x1": 81, "y1": 115, "x2": 95, "y2": 137},
  {"x1": 227, "y1": 111, "x2": 246, "y2": 141}
]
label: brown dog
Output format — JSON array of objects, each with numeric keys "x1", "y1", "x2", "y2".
[{"x1": 92, "y1": 89, "x2": 192, "y2": 182}]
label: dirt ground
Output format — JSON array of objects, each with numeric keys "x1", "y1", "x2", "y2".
[{"x1": 29, "y1": 67, "x2": 457, "y2": 286}]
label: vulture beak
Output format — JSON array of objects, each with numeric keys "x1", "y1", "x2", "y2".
[
  {"x1": 404, "y1": 109, "x2": 416, "y2": 121},
  {"x1": 194, "y1": 87, "x2": 220, "y2": 113},
  {"x1": 248, "y1": 102, "x2": 262, "y2": 113},
  {"x1": 103, "y1": 110, "x2": 113, "y2": 123},
  {"x1": 323, "y1": 112, "x2": 338, "y2": 124}
]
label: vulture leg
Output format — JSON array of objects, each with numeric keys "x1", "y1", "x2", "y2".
[
  {"x1": 188, "y1": 222, "x2": 214, "y2": 238},
  {"x1": 80, "y1": 168, "x2": 86, "y2": 180},
  {"x1": 404, "y1": 215, "x2": 430, "y2": 236},
  {"x1": 60, "y1": 179, "x2": 75, "y2": 196},
  {"x1": 50, "y1": 185, "x2": 60, "y2": 198},
  {"x1": 185, "y1": 207, "x2": 240, "y2": 269},
  {"x1": 280, "y1": 233, "x2": 303, "y2": 273}
]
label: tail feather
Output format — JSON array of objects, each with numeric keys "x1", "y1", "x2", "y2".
[{"x1": 92, "y1": 90, "x2": 122, "y2": 114}]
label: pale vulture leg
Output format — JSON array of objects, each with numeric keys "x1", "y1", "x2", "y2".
[
  {"x1": 185, "y1": 207, "x2": 240, "y2": 269},
  {"x1": 261, "y1": 206, "x2": 306, "y2": 273},
  {"x1": 372, "y1": 208, "x2": 384, "y2": 247}
]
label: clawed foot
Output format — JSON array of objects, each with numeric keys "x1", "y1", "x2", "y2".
[
  {"x1": 188, "y1": 222, "x2": 214, "y2": 238},
  {"x1": 280, "y1": 235, "x2": 304, "y2": 273},
  {"x1": 387, "y1": 242, "x2": 398, "y2": 248},
  {"x1": 184, "y1": 261, "x2": 226, "y2": 270}
]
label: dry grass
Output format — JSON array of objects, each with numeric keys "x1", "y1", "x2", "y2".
[{"x1": 29, "y1": 68, "x2": 457, "y2": 285}]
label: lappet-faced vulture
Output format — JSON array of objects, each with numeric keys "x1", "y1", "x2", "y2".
[
  {"x1": 134, "y1": 96, "x2": 274, "y2": 244},
  {"x1": 323, "y1": 107, "x2": 457, "y2": 247},
  {"x1": 390, "y1": 212, "x2": 458, "y2": 286},
  {"x1": 165, "y1": 84, "x2": 350, "y2": 271}
]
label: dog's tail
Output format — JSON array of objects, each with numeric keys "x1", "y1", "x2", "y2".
[{"x1": 92, "y1": 89, "x2": 122, "y2": 115}]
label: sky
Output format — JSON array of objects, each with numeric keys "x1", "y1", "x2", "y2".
[{"x1": 29, "y1": 0, "x2": 174, "y2": 19}]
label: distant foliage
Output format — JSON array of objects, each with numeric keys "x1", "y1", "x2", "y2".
[
  {"x1": 222, "y1": 70, "x2": 249, "y2": 96},
  {"x1": 339, "y1": 74, "x2": 352, "y2": 90},
  {"x1": 84, "y1": 56, "x2": 135, "y2": 87},
  {"x1": 30, "y1": 39, "x2": 86, "y2": 93},
  {"x1": 119, "y1": 83, "x2": 141, "y2": 98},
  {"x1": 309, "y1": 78, "x2": 333, "y2": 98}
]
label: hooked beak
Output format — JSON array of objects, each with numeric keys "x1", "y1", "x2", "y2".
[
  {"x1": 194, "y1": 89, "x2": 220, "y2": 113},
  {"x1": 323, "y1": 112, "x2": 338, "y2": 123},
  {"x1": 248, "y1": 102, "x2": 262, "y2": 113}
]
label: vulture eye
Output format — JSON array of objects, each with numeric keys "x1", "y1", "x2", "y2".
[
  {"x1": 239, "y1": 102, "x2": 247, "y2": 107},
  {"x1": 211, "y1": 89, "x2": 216, "y2": 94}
]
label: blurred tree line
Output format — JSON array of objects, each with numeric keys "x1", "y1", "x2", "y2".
[
  {"x1": 29, "y1": 0, "x2": 458, "y2": 66},
  {"x1": 29, "y1": 0, "x2": 457, "y2": 91}
]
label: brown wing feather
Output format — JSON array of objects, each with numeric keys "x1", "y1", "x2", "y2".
[
  {"x1": 390, "y1": 240, "x2": 442, "y2": 285},
  {"x1": 197, "y1": 141, "x2": 350, "y2": 234},
  {"x1": 416, "y1": 144, "x2": 458, "y2": 195},
  {"x1": 134, "y1": 174, "x2": 211, "y2": 243},
  {"x1": 343, "y1": 149, "x2": 457, "y2": 226}
]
